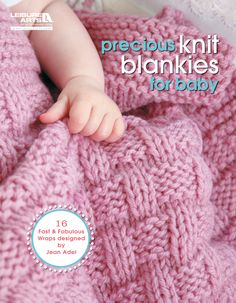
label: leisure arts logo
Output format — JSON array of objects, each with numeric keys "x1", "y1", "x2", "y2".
[{"x1": 10, "y1": 12, "x2": 53, "y2": 31}]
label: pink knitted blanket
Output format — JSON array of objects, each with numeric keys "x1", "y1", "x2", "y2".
[{"x1": 1, "y1": 4, "x2": 236, "y2": 303}]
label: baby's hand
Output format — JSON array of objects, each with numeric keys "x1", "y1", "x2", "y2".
[{"x1": 39, "y1": 76, "x2": 125, "y2": 142}]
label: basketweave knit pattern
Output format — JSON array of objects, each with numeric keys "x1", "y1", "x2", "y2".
[{"x1": 1, "y1": 3, "x2": 236, "y2": 303}]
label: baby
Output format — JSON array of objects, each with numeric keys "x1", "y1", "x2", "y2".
[{"x1": 4, "y1": 0, "x2": 125, "y2": 143}]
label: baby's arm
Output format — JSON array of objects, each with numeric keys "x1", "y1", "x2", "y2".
[{"x1": 11, "y1": 0, "x2": 124, "y2": 142}]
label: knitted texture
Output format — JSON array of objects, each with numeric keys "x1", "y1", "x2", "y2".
[{"x1": 1, "y1": 4, "x2": 236, "y2": 303}]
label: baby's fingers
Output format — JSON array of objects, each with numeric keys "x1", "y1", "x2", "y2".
[
  {"x1": 79, "y1": 107, "x2": 105, "y2": 137},
  {"x1": 68, "y1": 100, "x2": 91, "y2": 134},
  {"x1": 90, "y1": 114, "x2": 115, "y2": 142},
  {"x1": 105, "y1": 117, "x2": 125, "y2": 143},
  {"x1": 39, "y1": 96, "x2": 68, "y2": 124}
]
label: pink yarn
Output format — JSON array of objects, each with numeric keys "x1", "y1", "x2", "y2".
[{"x1": 1, "y1": 4, "x2": 236, "y2": 303}]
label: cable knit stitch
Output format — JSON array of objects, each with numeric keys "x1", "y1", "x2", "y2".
[{"x1": 1, "y1": 3, "x2": 236, "y2": 303}]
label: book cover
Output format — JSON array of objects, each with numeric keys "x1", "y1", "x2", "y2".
[{"x1": 0, "y1": 1, "x2": 236, "y2": 302}]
